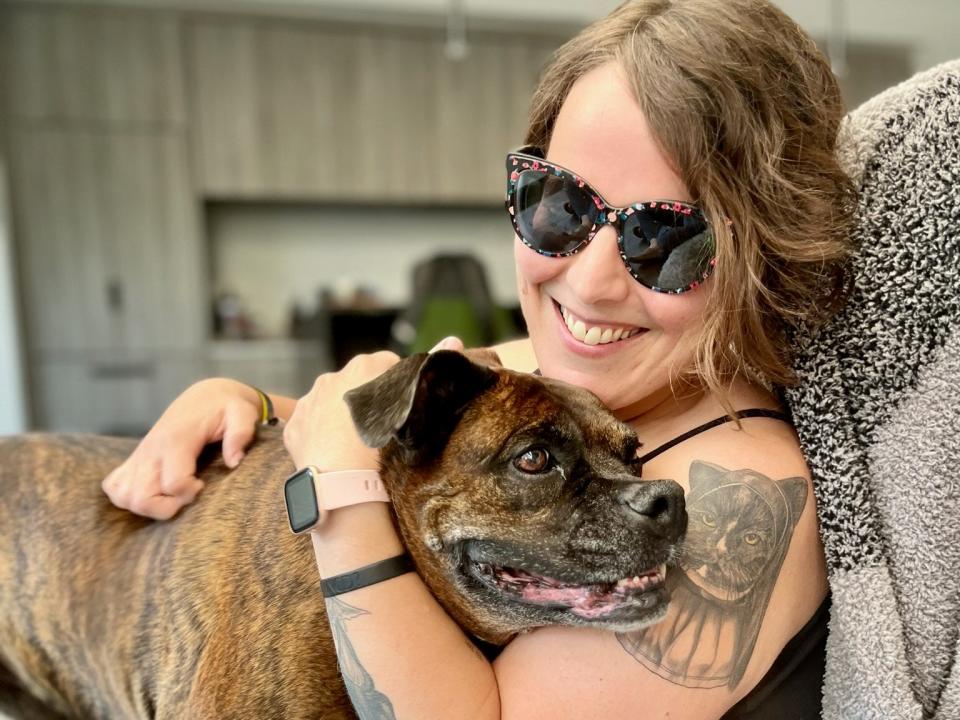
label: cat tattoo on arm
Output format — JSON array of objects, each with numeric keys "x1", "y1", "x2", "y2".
[{"x1": 617, "y1": 460, "x2": 807, "y2": 689}]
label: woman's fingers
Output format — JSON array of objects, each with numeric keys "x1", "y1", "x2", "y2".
[
  {"x1": 158, "y1": 444, "x2": 201, "y2": 498},
  {"x1": 101, "y1": 463, "x2": 133, "y2": 507},
  {"x1": 284, "y1": 351, "x2": 401, "y2": 471},
  {"x1": 134, "y1": 493, "x2": 189, "y2": 522},
  {"x1": 103, "y1": 458, "x2": 175, "y2": 520},
  {"x1": 430, "y1": 336, "x2": 464, "y2": 352},
  {"x1": 221, "y1": 399, "x2": 259, "y2": 468},
  {"x1": 102, "y1": 378, "x2": 267, "y2": 520}
]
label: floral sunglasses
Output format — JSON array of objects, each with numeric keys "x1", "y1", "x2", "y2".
[{"x1": 505, "y1": 146, "x2": 716, "y2": 294}]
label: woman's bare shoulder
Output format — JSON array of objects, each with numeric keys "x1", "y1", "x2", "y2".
[
  {"x1": 489, "y1": 337, "x2": 537, "y2": 373},
  {"x1": 492, "y1": 411, "x2": 826, "y2": 720}
]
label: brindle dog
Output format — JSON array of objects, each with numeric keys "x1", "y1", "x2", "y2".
[{"x1": 0, "y1": 350, "x2": 685, "y2": 719}]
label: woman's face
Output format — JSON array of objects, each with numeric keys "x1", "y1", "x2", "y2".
[{"x1": 515, "y1": 62, "x2": 712, "y2": 416}]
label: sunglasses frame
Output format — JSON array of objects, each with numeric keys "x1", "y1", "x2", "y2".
[{"x1": 505, "y1": 145, "x2": 717, "y2": 294}]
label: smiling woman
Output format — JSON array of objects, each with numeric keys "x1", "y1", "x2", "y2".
[{"x1": 103, "y1": 1, "x2": 855, "y2": 718}]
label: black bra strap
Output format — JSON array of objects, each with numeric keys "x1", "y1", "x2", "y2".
[{"x1": 637, "y1": 408, "x2": 791, "y2": 466}]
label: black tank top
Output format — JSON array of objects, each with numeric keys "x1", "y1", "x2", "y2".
[{"x1": 641, "y1": 408, "x2": 828, "y2": 720}]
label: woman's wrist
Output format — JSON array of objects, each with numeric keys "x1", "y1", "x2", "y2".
[
  {"x1": 198, "y1": 377, "x2": 297, "y2": 423},
  {"x1": 267, "y1": 393, "x2": 297, "y2": 422},
  {"x1": 248, "y1": 385, "x2": 278, "y2": 426},
  {"x1": 232, "y1": 380, "x2": 297, "y2": 424},
  {"x1": 309, "y1": 502, "x2": 405, "y2": 578}
]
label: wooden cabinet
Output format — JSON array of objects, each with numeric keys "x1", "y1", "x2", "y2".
[
  {"x1": 207, "y1": 339, "x2": 327, "y2": 399},
  {"x1": 32, "y1": 352, "x2": 209, "y2": 435},
  {"x1": 6, "y1": 124, "x2": 208, "y2": 429},
  {"x1": 0, "y1": 4, "x2": 186, "y2": 128},
  {"x1": 431, "y1": 35, "x2": 554, "y2": 202},
  {"x1": 8, "y1": 127, "x2": 205, "y2": 355},
  {"x1": 187, "y1": 18, "x2": 561, "y2": 202},
  {"x1": 187, "y1": 19, "x2": 354, "y2": 198},
  {"x1": 1, "y1": 3, "x2": 207, "y2": 431}
]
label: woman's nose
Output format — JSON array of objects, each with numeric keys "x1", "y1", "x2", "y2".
[{"x1": 563, "y1": 225, "x2": 632, "y2": 304}]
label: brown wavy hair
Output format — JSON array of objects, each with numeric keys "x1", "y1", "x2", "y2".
[{"x1": 525, "y1": 0, "x2": 857, "y2": 406}]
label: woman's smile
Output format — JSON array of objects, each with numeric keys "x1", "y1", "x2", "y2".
[
  {"x1": 557, "y1": 302, "x2": 647, "y2": 345},
  {"x1": 552, "y1": 300, "x2": 648, "y2": 357}
]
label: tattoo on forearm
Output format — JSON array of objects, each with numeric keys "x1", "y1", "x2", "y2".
[
  {"x1": 327, "y1": 597, "x2": 397, "y2": 720},
  {"x1": 617, "y1": 460, "x2": 807, "y2": 689}
]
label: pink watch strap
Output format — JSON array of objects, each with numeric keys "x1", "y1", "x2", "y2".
[{"x1": 310, "y1": 469, "x2": 389, "y2": 511}]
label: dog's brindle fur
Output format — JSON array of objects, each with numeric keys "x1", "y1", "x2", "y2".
[{"x1": 0, "y1": 350, "x2": 685, "y2": 719}]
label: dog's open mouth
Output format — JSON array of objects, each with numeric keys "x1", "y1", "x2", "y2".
[{"x1": 470, "y1": 561, "x2": 666, "y2": 620}]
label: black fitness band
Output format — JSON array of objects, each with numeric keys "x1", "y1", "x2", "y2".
[{"x1": 321, "y1": 554, "x2": 416, "y2": 598}]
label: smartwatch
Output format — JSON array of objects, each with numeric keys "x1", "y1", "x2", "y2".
[{"x1": 283, "y1": 467, "x2": 389, "y2": 534}]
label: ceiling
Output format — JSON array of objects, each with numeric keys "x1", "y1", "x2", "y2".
[{"x1": 18, "y1": 0, "x2": 960, "y2": 72}]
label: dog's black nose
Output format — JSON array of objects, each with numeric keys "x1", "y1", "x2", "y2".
[{"x1": 619, "y1": 479, "x2": 686, "y2": 540}]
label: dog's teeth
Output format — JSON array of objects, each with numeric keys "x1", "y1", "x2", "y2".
[{"x1": 632, "y1": 575, "x2": 641, "y2": 583}]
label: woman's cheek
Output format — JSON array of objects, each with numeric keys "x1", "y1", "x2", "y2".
[
  {"x1": 513, "y1": 236, "x2": 562, "y2": 290},
  {"x1": 638, "y1": 282, "x2": 713, "y2": 336}
]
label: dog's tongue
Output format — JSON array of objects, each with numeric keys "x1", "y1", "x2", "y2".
[{"x1": 496, "y1": 567, "x2": 656, "y2": 619}]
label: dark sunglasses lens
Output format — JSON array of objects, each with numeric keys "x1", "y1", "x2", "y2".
[
  {"x1": 621, "y1": 206, "x2": 714, "y2": 291},
  {"x1": 514, "y1": 170, "x2": 598, "y2": 255}
]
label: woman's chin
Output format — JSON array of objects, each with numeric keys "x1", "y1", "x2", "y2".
[{"x1": 535, "y1": 359, "x2": 645, "y2": 412}]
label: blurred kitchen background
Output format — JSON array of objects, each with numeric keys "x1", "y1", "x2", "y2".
[{"x1": 1, "y1": 0, "x2": 958, "y2": 435}]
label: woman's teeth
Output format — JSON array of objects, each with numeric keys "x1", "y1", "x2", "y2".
[{"x1": 560, "y1": 306, "x2": 641, "y2": 346}]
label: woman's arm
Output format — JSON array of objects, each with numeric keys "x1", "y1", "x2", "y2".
[
  {"x1": 311, "y1": 504, "x2": 501, "y2": 719},
  {"x1": 284, "y1": 353, "x2": 827, "y2": 720},
  {"x1": 103, "y1": 378, "x2": 296, "y2": 519},
  {"x1": 103, "y1": 334, "x2": 529, "y2": 521},
  {"x1": 283, "y1": 349, "x2": 500, "y2": 719}
]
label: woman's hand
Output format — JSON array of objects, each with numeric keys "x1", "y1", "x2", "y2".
[
  {"x1": 102, "y1": 378, "x2": 265, "y2": 520},
  {"x1": 283, "y1": 338, "x2": 464, "y2": 472},
  {"x1": 283, "y1": 351, "x2": 401, "y2": 472}
]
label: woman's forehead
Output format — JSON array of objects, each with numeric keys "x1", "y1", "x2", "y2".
[{"x1": 547, "y1": 63, "x2": 692, "y2": 205}]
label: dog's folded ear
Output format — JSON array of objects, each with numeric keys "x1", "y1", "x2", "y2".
[{"x1": 344, "y1": 350, "x2": 498, "y2": 465}]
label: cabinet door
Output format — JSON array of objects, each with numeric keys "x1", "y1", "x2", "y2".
[
  {"x1": 432, "y1": 34, "x2": 558, "y2": 202},
  {"x1": 207, "y1": 339, "x2": 326, "y2": 399},
  {"x1": 188, "y1": 18, "x2": 354, "y2": 198},
  {"x1": 33, "y1": 352, "x2": 209, "y2": 434},
  {"x1": 337, "y1": 28, "x2": 438, "y2": 203},
  {"x1": 0, "y1": 4, "x2": 185, "y2": 127},
  {"x1": 188, "y1": 17, "x2": 564, "y2": 203},
  {"x1": 189, "y1": 19, "x2": 437, "y2": 200},
  {"x1": 9, "y1": 127, "x2": 205, "y2": 354}
]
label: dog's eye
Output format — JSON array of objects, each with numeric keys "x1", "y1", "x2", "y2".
[{"x1": 513, "y1": 448, "x2": 552, "y2": 474}]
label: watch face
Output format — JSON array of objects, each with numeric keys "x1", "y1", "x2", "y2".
[{"x1": 284, "y1": 468, "x2": 320, "y2": 534}]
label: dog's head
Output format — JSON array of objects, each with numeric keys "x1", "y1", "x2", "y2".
[{"x1": 344, "y1": 350, "x2": 686, "y2": 644}]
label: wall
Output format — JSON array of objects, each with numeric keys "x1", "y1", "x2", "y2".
[
  {"x1": 210, "y1": 203, "x2": 518, "y2": 337},
  {"x1": 16, "y1": 0, "x2": 960, "y2": 74},
  {"x1": 0, "y1": 155, "x2": 28, "y2": 434}
]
